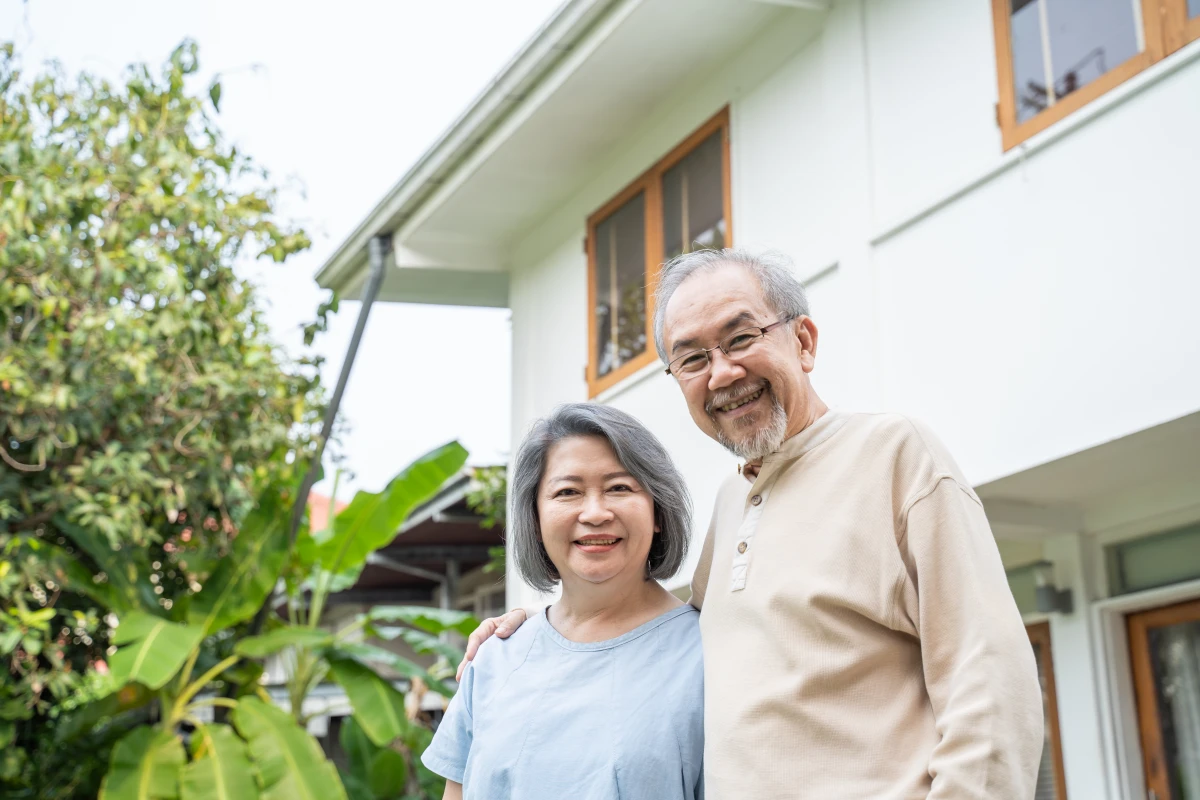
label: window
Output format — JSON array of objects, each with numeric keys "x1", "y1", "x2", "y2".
[
  {"x1": 1107, "y1": 522, "x2": 1200, "y2": 596},
  {"x1": 586, "y1": 108, "x2": 731, "y2": 397},
  {"x1": 991, "y1": 0, "x2": 1200, "y2": 150},
  {"x1": 1027, "y1": 623, "x2": 1068, "y2": 800},
  {"x1": 1127, "y1": 598, "x2": 1200, "y2": 800}
]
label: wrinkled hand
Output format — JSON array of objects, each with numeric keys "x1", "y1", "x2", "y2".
[{"x1": 456, "y1": 608, "x2": 529, "y2": 681}]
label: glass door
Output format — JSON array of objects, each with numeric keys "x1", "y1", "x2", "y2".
[{"x1": 1128, "y1": 598, "x2": 1200, "y2": 800}]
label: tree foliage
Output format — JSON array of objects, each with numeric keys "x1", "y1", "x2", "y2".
[{"x1": 0, "y1": 39, "x2": 324, "y2": 794}]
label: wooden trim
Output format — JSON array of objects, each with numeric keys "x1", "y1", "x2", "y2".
[
  {"x1": 991, "y1": 0, "x2": 1165, "y2": 151},
  {"x1": 585, "y1": 107, "x2": 732, "y2": 398},
  {"x1": 1127, "y1": 597, "x2": 1200, "y2": 799},
  {"x1": 1165, "y1": 0, "x2": 1200, "y2": 53},
  {"x1": 1027, "y1": 622, "x2": 1069, "y2": 800}
]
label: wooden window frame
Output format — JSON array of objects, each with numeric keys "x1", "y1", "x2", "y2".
[
  {"x1": 1027, "y1": 622, "x2": 1069, "y2": 800},
  {"x1": 1127, "y1": 597, "x2": 1200, "y2": 800},
  {"x1": 585, "y1": 107, "x2": 732, "y2": 398},
  {"x1": 991, "y1": 0, "x2": 1197, "y2": 151}
]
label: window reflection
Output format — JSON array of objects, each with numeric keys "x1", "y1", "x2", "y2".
[
  {"x1": 593, "y1": 193, "x2": 647, "y2": 378},
  {"x1": 1009, "y1": 0, "x2": 1140, "y2": 124},
  {"x1": 662, "y1": 130, "x2": 726, "y2": 261},
  {"x1": 1147, "y1": 620, "x2": 1200, "y2": 800}
]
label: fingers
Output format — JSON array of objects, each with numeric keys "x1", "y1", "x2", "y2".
[
  {"x1": 454, "y1": 609, "x2": 530, "y2": 682},
  {"x1": 494, "y1": 608, "x2": 527, "y2": 638},
  {"x1": 456, "y1": 617, "x2": 499, "y2": 682}
]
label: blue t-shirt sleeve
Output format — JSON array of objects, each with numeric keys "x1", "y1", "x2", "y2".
[{"x1": 420, "y1": 662, "x2": 475, "y2": 783}]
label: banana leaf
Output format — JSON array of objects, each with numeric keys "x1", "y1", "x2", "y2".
[
  {"x1": 326, "y1": 657, "x2": 409, "y2": 747},
  {"x1": 312, "y1": 442, "x2": 467, "y2": 576},
  {"x1": 98, "y1": 726, "x2": 185, "y2": 799},
  {"x1": 109, "y1": 612, "x2": 206, "y2": 690},
  {"x1": 330, "y1": 641, "x2": 456, "y2": 698},
  {"x1": 187, "y1": 484, "x2": 289, "y2": 635},
  {"x1": 180, "y1": 723, "x2": 259, "y2": 800},
  {"x1": 369, "y1": 625, "x2": 465, "y2": 665},
  {"x1": 366, "y1": 606, "x2": 479, "y2": 639},
  {"x1": 368, "y1": 748, "x2": 408, "y2": 799},
  {"x1": 234, "y1": 626, "x2": 334, "y2": 659},
  {"x1": 56, "y1": 516, "x2": 156, "y2": 614},
  {"x1": 231, "y1": 696, "x2": 347, "y2": 800}
]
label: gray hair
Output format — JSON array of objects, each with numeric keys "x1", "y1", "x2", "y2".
[
  {"x1": 509, "y1": 403, "x2": 693, "y2": 593},
  {"x1": 652, "y1": 248, "x2": 811, "y2": 361}
]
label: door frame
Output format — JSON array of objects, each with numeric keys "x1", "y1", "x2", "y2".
[
  {"x1": 1127, "y1": 597, "x2": 1200, "y2": 800},
  {"x1": 1028, "y1": 621, "x2": 1069, "y2": 800}
]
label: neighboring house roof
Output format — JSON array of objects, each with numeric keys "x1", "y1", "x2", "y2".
[
  {"x1": 319, "y1": 469, "x2": 507, "y2": 606},
  {"x1": 314, "y1": 0, "x2": 828, "y2": 305},
  {"x1": 307, "y1": 491, "x2": 348, "y2": 533}
]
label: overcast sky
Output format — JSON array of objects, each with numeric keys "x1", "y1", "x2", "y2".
[{"x1": 3, "y1": 0, "x2": 565, "y2": 498}]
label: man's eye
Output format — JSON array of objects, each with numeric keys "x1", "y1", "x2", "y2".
[
  {"x1": 725, "y1": 333, "x2": 757, "y2": 351},
  {"x1": 680, "y1": 353, "x2": 707, "y2": 367}
]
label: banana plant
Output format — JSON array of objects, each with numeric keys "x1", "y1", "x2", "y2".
[
  {"x1": 229, "y1": 441, "x2": 477, "y2": 799},
  {"x1": 59, "y1": 440, "x2": 472, "y2": 799}
]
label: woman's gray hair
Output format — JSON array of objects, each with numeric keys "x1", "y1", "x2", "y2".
[
  {"x1": 652, "y1": 248, "x2": 810, "y2": 361},
  {"x1": 509, "y1": 403, "x2": 693, "y2": 593}
]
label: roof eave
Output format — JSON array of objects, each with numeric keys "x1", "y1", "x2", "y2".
[{"x1": 314, "y1": 0, "x2": 623, "y2": 294}]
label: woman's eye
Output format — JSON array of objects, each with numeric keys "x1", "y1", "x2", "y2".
[
  {"x1": 608, "y1": 484, "x2": 632, "y2": 492},
  {"x1": 554, "y1": 488, "x2": 579, "y2": 498}
]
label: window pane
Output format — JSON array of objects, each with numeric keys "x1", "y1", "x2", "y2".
[
  {"x1": 1030, "y1": 640, "x2": 1064, "y2": 800},
  {"x1": 662, "y1": 129, "x2": 725, "y2": 261},
  {"x1": 1107, "y1": 523, "x2": 1200, "y2": 596},
  {"x1": 1191, "y1": 0, "x2": 1200, "y2": 18},
  {"x1": 1146, "y1": 619, "x2": 1200, "y2": 800},
  {"x1": 1007, "y1": 564, "x2": 1039, "y2": 616},
  {"x1": 593, "y1": 192, "x2": 647, "y2": 378},
  {"x1": 1009, "y1": 0, "x2": 1141, "y2": 125}
]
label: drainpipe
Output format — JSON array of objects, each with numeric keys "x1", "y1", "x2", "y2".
[{"x1": 247, "y1": 233, "x2": 392, "y2": 637}]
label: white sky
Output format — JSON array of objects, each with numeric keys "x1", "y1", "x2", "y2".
[{"x1": 3, "y1": 0, "x2": 565, "y2": 498}]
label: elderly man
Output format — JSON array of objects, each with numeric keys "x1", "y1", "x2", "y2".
[{"x1": 461, "y1": 248, "x2": 1043, "y2": 799}]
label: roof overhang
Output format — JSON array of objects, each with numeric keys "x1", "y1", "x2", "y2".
[{"x1": 315, "y1": 0, "x2": 830, "y2": 305}]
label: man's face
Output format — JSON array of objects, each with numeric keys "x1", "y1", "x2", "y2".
[{"x1": 662, "y1": 263, "x2": 816, "y2": 460}]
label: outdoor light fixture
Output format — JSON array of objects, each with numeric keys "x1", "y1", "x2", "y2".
[{"x1": 1032, "y1": 560, "x2": 1073, "y2": 614}]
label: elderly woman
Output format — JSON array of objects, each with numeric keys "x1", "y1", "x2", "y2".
[{"x1": 421, "y1": 402, "x2": 703, "y2": 800}]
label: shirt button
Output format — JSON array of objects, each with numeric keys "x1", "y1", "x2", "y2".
[
  {"x1": 737, "y1": 541, "x2": 748, "y2": 554},
  {"x1": 750, "y1": 494, "x2": 762, "y2": 506}
]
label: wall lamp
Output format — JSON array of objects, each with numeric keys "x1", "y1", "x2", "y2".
[{"x1": 1032, "y1": 560, "x2": 1074, "y2": 614}]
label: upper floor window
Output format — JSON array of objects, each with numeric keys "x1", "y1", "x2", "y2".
[
  {"x1": 586, "y1": 108, "x2": 731, "y2": 397},
  {"x1": 992, "y1": 0, "x2": 1200, "y2": 150}
]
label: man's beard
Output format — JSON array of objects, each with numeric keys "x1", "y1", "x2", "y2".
[{"x1": 710, "y1": 384, "x2": 788, "y2": 461}]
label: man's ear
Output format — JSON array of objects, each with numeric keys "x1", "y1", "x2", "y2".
[{"x1": 793, "y1": 316, "x2": 819, "y2": 372}]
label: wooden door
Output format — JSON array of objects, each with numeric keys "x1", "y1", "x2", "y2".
[
  {"x1": 1128, "y1": 598, "x2": 1200, "y2": 800},
  {"x1": 1027, "y1": 622, "x2": 1068, "y2": 800}
]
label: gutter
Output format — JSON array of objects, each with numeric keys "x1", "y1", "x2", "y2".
[{"x1": 314, "y1": 0, "x2": 624, "y2": 294}]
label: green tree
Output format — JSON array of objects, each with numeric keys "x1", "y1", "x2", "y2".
[{"x1": 0, "y1": 40, "x2": 324, "y2": 794}]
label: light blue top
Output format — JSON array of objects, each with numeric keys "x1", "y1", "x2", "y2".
[{"x1": 422, "y1": 604, "x2": 704, "y2": 800}]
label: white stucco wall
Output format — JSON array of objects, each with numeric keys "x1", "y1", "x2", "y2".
[
  {"x1": 497, "y1": 3, "x2": 1199, "y2": 796},
  {"x1": 505, "y1": 0, "x2": 1200, "y2": 610}
]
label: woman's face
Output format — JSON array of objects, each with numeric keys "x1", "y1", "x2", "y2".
[{"x1": 536, "y1": 435, "x2": 657, "y2": 589}]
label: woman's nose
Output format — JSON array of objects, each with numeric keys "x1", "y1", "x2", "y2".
[{"x1": 577, "y1": 492, "x2": 613, "y2": 524}]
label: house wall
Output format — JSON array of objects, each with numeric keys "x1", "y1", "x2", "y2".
[{"x1": 504, "y1": 4, "x2": 1200, "y2": 794}]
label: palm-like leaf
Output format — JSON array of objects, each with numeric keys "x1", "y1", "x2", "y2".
[
  {"x1": 367, "y1": 606, "x2": 478, "y2": 638},
  {"x1": 231, "y1": 697, "x2": 347, "y2": 800},
  {"x1": 98, "y1": 727, "x2": 185, "y2": 799},
  {"x1": 234, "y1": 626, "x2": 334, "y2": 659},
  {"x1": 109, "y1": 612, "x2": 206, "y2": 690},
  {"x1": 180, "y1": 724, "x2": 259, "y2": 800},
  {"x1": 313, "y1": 442, "x2": 467, "y2": 575},
  {"x1": 331, "y1": 641, "x2": 456, "y2": 698},
  {"x1": 188, "y1": 485, "x2": 289, "y2": 635},
  {"x1": 327, "y1": 657, "x2": 409, "y2": 747}
]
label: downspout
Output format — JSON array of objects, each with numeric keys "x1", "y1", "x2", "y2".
[{"x1": 247, "y1": 233, "x2": 392, "y2": 637}]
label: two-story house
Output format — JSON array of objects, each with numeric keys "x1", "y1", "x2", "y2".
[{"x1": 316, "y1": 1, "x2": 1200, "y2": 797}]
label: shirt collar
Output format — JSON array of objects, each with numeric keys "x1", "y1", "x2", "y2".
[{"x1": 742, "y1": 409, "x2": 849, "y2": 482}]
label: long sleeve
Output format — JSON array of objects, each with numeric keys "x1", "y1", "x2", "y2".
[{"x1": 896, "y1": 476, "x2": 1044, "y2": 799}]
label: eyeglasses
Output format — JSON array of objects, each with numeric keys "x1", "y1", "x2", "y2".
[{"x1": 664, "y1": 317, "x2": 795, "y2": 379}]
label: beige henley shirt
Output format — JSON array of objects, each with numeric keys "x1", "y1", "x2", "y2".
[{"x1": 690, "y1": 410, "x2": 1043, "y2": 799}]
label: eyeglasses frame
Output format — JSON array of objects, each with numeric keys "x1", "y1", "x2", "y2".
[{"x1": 663, "y1": 316, "x2": 797, "y2": 379}]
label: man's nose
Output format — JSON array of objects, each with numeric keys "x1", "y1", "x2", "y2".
[
  {"x1": 578, "y1": 492, "x2": 614, "y2": 524},
  {"x1": 707, "y1": 349, "x2": 745, "y2": 390}
]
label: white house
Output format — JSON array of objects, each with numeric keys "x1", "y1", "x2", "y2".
[{"x1": 316, "y1": 1, "x2": 1200, "y2": 797}]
